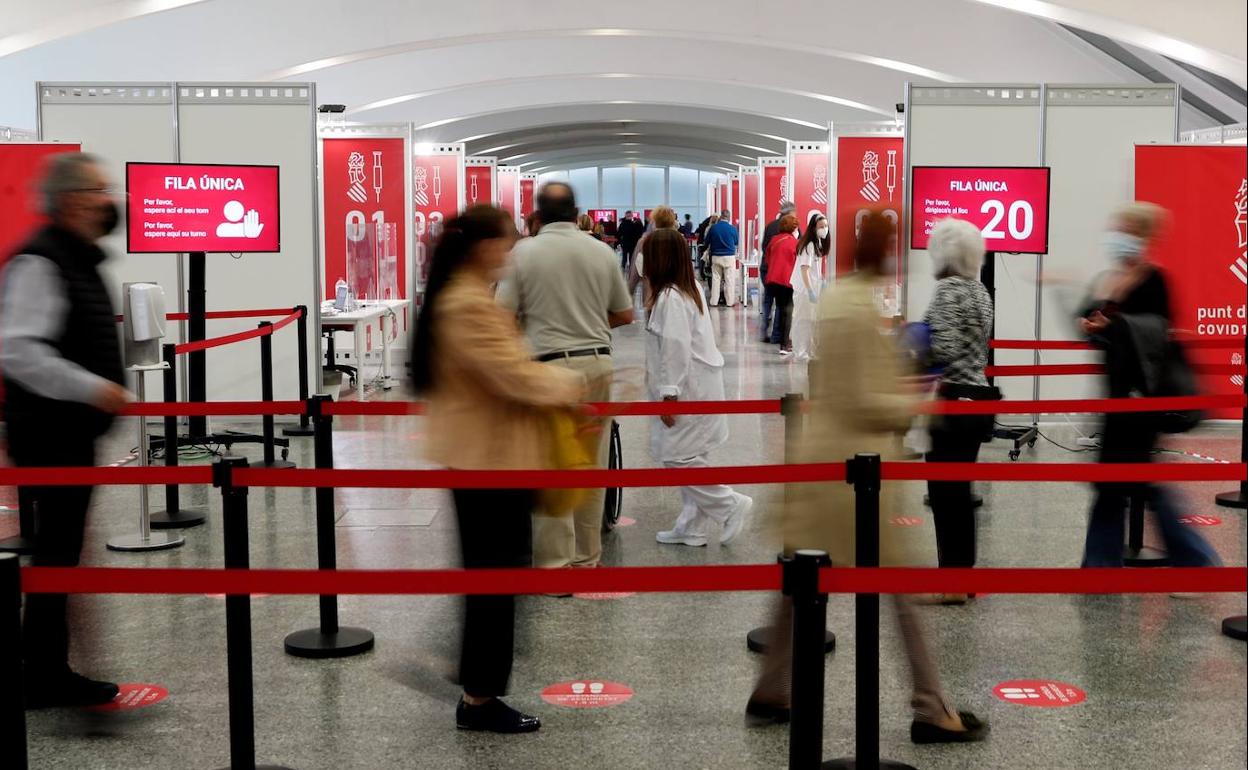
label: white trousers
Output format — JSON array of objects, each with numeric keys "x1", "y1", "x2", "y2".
[
  {"x1": 710, "y1": 256, "x2": 738, "y2": 306},
  {"x1": 791, "y1": 315, "x2": 815, "y2": 360},
  {"x1": 664, "y1": 454, "x2": 739, "y2": 535}
]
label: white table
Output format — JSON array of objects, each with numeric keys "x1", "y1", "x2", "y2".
[{"x1": 319, "y1": 299, "x2": 410, "y2": 399}]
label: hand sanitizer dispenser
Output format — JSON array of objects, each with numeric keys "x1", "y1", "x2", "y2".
[{"x1": 123, "y1": 282, "x2": 167, "y2": 367}]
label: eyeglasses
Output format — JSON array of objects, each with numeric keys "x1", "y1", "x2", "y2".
[{"x1": 70, "y1": 186, "x2": 119, "y2": 195}]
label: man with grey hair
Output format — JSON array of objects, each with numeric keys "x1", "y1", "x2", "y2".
[
  {"x1": 760, "y1": 200, "x2": 796, "y2": 340},
  {"x1": 1, "y1": 151, "x2": 130, "y2": 708},
  {"x1": 705, "y1": 209, "x2": 740, "y2": 307}
]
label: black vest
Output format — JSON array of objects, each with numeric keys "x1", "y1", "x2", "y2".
[{"x1": 2, "y1": 224, "x2": 125, "y2": 438}]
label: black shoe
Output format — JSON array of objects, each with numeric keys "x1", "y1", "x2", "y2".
[
  {"x1": 456, "y1": 698, "x2": 541, "y2": 734},
  {"x1": 745, "y1": 697, "x2": 790, "y2": 725},
  {"x1": 910, "y1": 710, "x2": 988, "y2": 744},
  {"x1": 24, "y1": 669, "x2": 120, "y2": 709}
]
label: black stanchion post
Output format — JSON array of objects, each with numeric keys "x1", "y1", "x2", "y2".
[
  {"x1": 1223, "y1": 616, "x2": 1247, "y2": 641},
  {"x1": 150, "y1": 343, "x2": 206, "y2": 530},
  {"x1": 1123, "y1": 492, "x2": 1168, "y2": 566},
  {"x1": 786, "y1": 549, "x2": 831, "y2": 770},
  {"x1": 1, "y1": 553, "x2": 28, "y2": 770},
  {"x1": 283, "y1": 306, "x2": 314, "y2": 438},
  {"x1": 284, "y1": 395, "x2": 374, "y2": 658},
  {"x1": 749, "y1": 394, "x2": 834, "y2": 655},
  {"x1": 258, "y1": 323, "x2": 294, "y2": 470},
  {"x1": 826, "y1": 453, "x2": 915, "y2": 770},
  {"x1": 213, "y1": 457, "x2": 293, "y2": 770},
  {"x1": 188, "y1": 251, "x2": 207, "y2": 439},
  {"x1": 1215, "y1": 335, "x2": 1247, "y2": 509}
]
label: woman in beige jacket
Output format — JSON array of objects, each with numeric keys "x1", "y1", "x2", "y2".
[
  {"x1": 410, "y1": 205, "x2": 584, "y2": 735},
  {"x1": 747, "y1": 210, "x2": 987, "y2": 745}
]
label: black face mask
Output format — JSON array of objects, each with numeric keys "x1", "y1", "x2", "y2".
[{"x1": 99, "y1": 200, "x2": 121, "y2": 236}]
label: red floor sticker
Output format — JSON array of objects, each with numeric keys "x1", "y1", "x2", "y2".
[
  {"x1": 573, "y1": 592, "x2": 636, "y2": 600},
  {"x1": 889, "y1": 516, "x2": 923, "y2": 528},
  {"x1": 615, "y1": 516, "x2": 637, "y2": 527},
  {"x1": 993, "y1": 679, "x2": 1086, "y2": 708},
  {"x1": 91, "y1": 683, "x2": 169, "y2": 712},
  {"x1": 541, "y1": 680, "x2": 633, "y2": 708},
  {"x1": 1179, "y1": 515, "x2": 1222, "y2": 527}
]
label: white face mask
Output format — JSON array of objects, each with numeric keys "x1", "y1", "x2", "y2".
[
  {"x1": 816, "y1": 227, "x2": 829, "y2": 240},
  {"x1": 792, "y1": 228, "x2": 801, "y2": 238},
  {"x1": 1104, "y1": 231, "x2": 1144, "y2": 264}
]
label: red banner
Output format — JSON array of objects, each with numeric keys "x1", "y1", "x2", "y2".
[
  {"x1": 413, "y1": 152, "x2": 461, "y2": 294},
  {"x1": 1136, "y1": 144, "x2": 1247, "y2": 418},
  {"x1": 730, "y1": 178, "x2": 741, "y2": 227},
  {"x1": 323, "y1": 137, "x2": 407, "y2": 299},
  {"x1": 519, "y1": 177, "x2": 535, "y2": 226},
  {"x1": 0, "y1": 143, "x2": 80, "y2": 263},
  {"x1": 464, "y1": 162, "x2": 494, "y2": 208},
  {"x1": 742, "y1": 170, "x2": 760, "y2": 255},
  {"x1": 791, "y1": 149, "x2": 830, "y2": 233},
  {"x1": 762, "y1": 164, "x2": 787, "y2": 231},
  {"x1": 910, "y1": 166, "x2": 1050, "y2": 254},
  {"x1": 836, "y1": 137, "x2": 904, "y2": 276},
  {"x1": 498, "y1": 168, "x2": 518, "y2": 222}
]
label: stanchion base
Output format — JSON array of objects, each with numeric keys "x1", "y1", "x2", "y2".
[
  {"x1": 149, "y1": 507, "x2": 207, "y2": 530},
  {"x1": 282, "y1": 425, "x2": 315, "y2": 437},
  {"x1": 106, "y1": 532, "x2": 184, "y2": 552},
  {"x1": 258, "y1": 460, "x2": 297, "y2": 470},
  {"x1": 284, "y1": 626, "x2": 375, "y2": 659},
  {"x1": 1214, "y1": 490, "x2": 1247, "y2": 510},
  {"x1": 924, "y1": 494, "x2": 983, "y2": 508},
  {"x1": 823, "y1": 759, "x2": 917, "y2": 769},
  {"x1": 747, "y1": 626, "x2": 835, "y2": 654},
  {"x1": 1123, "y1": 545, "x2": 1169, "y2": 567},
  {"x1": 0, "y1": 535, "x2": 36, "y2": 554},
  {"x1": 1222, "y1": 616, "x2": 1247, "y2": 641}
]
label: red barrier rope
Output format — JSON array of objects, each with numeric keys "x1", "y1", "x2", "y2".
[
  {"x1": 885, "y1": 462, "x2": 1247, "y2": 483},
  {"x1": 922, "y1": 394, "x2": 1246, "y2": 416},
  {"x1": 18, "y1": 565, "x2": 1245, "y2": 596},
  {"x1": 992, "y1": 337, "x2": 1244, "y2": 351},
  {"x1": 0, "y1": 466, "x2": 212, "y2": 487},
  {"x1": 987, "y1": 363, "x2": 1245, "y2": 377},
  {"x1": 120, "y1": 400, "x2": 306, "y2": 417},
  {"x1": 173, "y1": 309, "x2": 302, "y2": 355},
  {"x1": 323, "y1": 401, "x2": 426, "y2": 416},
  {"x1": 322, "y1": 399, "x2": 784, "y2": 418}
]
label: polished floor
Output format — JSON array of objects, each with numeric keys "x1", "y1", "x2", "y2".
[{"x1": 6, "y1": 302, "x2": 1247, "y2": 769}]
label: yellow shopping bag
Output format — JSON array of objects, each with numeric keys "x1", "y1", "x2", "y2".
[{"x1": 540, "y1": 408, "x2": 600, "y2": 514}]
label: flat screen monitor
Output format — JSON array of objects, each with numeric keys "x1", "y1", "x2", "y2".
[
  {"x1": 909, "y1": 166, "x2": 1050, "y2": 254},
  {"x1": 126, "y1": 162, "x2": 281, "y2": 253}
]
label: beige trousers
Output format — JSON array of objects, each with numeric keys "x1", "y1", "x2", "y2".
[
  {"x1": 710, "y1": 256, "x2": 738, "y2": 306},
  {"x1": 532, "y1": 352, "x2": 614, "y2": 568}
]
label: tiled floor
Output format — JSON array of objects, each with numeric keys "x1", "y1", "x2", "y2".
[{"x1": 10, "y1": 303, "x2": 1247, "y2": 769}]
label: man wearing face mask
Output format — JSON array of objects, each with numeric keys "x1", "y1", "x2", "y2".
[
  {"x1": 497, "y1": 182, "x2": 633, "y2": 573},
  {"x1": 1, "y1": 152, "x2": 131, "y2": 708}
]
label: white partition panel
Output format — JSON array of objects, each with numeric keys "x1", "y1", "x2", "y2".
[
  {"x1": 176, "y1": 84, "x2": 318, "y2": 404},
  {"x1": 1039, "y1": 86, "x2": 1178, "y2": 400},
  {"x1": 905, "y1": 85, "x2": 1043, "y2": 400}
]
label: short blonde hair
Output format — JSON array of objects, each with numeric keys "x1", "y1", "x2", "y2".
[
  {"x1": 929, "y1": 218, "x2": 985, "y2": 279},
  {"x1": 651, "y1": 205, "x2": 677, "y2": 230},
  {"x1": 1114, "y1": 202, "x2": 1166, "y2": 241},
  {"x1": 576, "y1": 213, "x2": 593, "y2": 231}
]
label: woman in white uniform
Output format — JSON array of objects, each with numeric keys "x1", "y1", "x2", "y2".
[
  {"x1": 643, "y1": 229, "x2": 753, "y2": 547},
  {"x1": 789, "y1": 214, "x2": 830, "y2": 362}
]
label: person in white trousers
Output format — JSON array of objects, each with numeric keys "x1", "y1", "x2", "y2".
[
  {"x1": 790, "y1": 214, "x2": 830, "y2": 362},
  {"x1": 704, "y1": 209, "x2": 740, "y2": 308},
  {"x1": 642, "y1": 229, "x2": 752, "y2": 546}
]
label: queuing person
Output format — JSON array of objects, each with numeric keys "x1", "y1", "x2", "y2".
[
  {"x1": 920, "y1": 218, "x2": 995, "y2": 605},
  {"x1": 696, "y1": 214, "x2": 719, "y2": 284},
  {"x1": 1078, "y1": 202, "x2": 1220, "y2": 570},
  {"x1": 705, "y1": 209, "x2": 740, "y2": 307},
  {"x1": 617, "y1": 210, "x2": 644, "y2": 270},
  {"x1": 0, "y1": 152, "x2": 131, "y2": 708},
  {"x1": 679, "y1": 213, "x2": 695, "y2": 236},
  {"x1": 759, "y1": 200, "x2": 796, "y2": 342},
  {"x1": 631, "y1": 205, "x2": 678, "y2": 297},
  {"x1": 411, "y1": 205, "x2": 584, "y2": 733},
  {"x1": 747, "y1": 210, "x2": 987, "y2": 744},
  {"x1": 643, "y1": 229, "x2": 752, "y2": 546},
  {"x1": 789, "y1": 213, "x2": 830, "y2": 362},
  {"x1": 763, "y1": 213, "x2": 800, "y2": 355},
  {"x1": 497, "y1": 183, "x2": 634, "y2": 570},
  {"x1": 577, "y1": 213, "x2": 595, "y2": 235},
  {"x1": 523, "y1": 210, "x2": 542, "y2": 238},
  {"x1": 592, "y1": 221, "x2": 606, "y2": 241}
]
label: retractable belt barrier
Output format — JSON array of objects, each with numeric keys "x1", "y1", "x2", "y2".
[{"x1": 173, "y1": 308, "x2": 301, "y2": 356}]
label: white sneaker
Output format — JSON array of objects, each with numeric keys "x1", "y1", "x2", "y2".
[
  {"x1": 779, "y1": 348, "x2": 793, "y2": 357},
  {"x1": 656, "y1": 529, "x2": 708, "y2": 547},
  {"x1": 720, "y1": 494, "x2": 753, "y2": 545}
]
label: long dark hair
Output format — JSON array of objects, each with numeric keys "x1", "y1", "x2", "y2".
[
  {"x1": 796, "y1": 212, "x2": 830, "y2": 259},
  {"x1": 644, "y1": 229, "x2": 704, "y2": 313},
  {"x1": 409, "y1": 205, "x2": 514, "y2": 394}
]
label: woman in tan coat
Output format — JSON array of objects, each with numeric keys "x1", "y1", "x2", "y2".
[
  {"x1": 410, "y1": 205, "x2": 584, "y2": 734},
  {"x1": 747, "y1": 210, "x2": 987, "y2": 745}
]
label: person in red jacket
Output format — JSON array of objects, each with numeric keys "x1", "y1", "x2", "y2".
[{"x1": 763, "y1": 213, "x2": 800, "y2": 354}]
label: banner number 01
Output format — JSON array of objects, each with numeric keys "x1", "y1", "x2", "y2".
[
  {"x1": 347, "y1": 210, "x2": 387, "y2": 240},
  {"x1": 980, "y1": 199, "x2": 1034, "y2": 241}
]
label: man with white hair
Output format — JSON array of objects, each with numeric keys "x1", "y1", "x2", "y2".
[{"x1": 0, "y1": 152, "x2": 130, "y2": 707}]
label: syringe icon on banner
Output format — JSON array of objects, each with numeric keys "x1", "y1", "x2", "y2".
[
  {"x1": 414, "y1": 167, "x2": 429, "y2": 206},
  {"x1": 860, "y1": 151, "x2": 881, "y2": 202},
  {"x1": 372, "y1": 151, "x2": 384, "y2": 203},
  {"x1": 433, "y1": 166, "x2": 443, "y2": 207},
  {"x1": 886, "y1": 150, "x2": 898, "y2": 202},
  {"x1": 470, "y1": 174, "x2": 479, "y2": 204},
  {"x1": 812, "y1": 164, "x2": 828, "y2": 205}
]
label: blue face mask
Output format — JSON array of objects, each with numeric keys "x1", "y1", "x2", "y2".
[{"x1": 1104, "y1": 231, "x2": 1144, "y2": 263}]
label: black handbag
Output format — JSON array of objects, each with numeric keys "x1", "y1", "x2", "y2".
[{"x1": 1156, "y1": 339, "x2": 1203, "y2": 433}]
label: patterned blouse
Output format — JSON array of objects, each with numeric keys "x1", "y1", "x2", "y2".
[{"x1": 923, "y1": 276, "x2": 993, "y2": 387}]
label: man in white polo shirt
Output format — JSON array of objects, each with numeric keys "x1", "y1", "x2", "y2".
[{"x1": 497, "y1": 182, "x2": 634, "y2": 570}]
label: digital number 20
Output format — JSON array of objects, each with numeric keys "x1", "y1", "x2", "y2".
[{"x1": 980, "y1": 199, "x2": 1033, "y2": 241}]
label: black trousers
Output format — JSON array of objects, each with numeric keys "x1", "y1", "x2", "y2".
[
  {"x1": 452, "y1": 488, "x2": 534, "y2": 698},
  {"x1": 924, "y1": 414, "x2": 991, "y2": 568},
  {"x1": 770, "y1": 285, "x2": 794, "y2": 346},
  {"x1": 8, "y1": 426, "x2": 96, "y2": 672}
]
